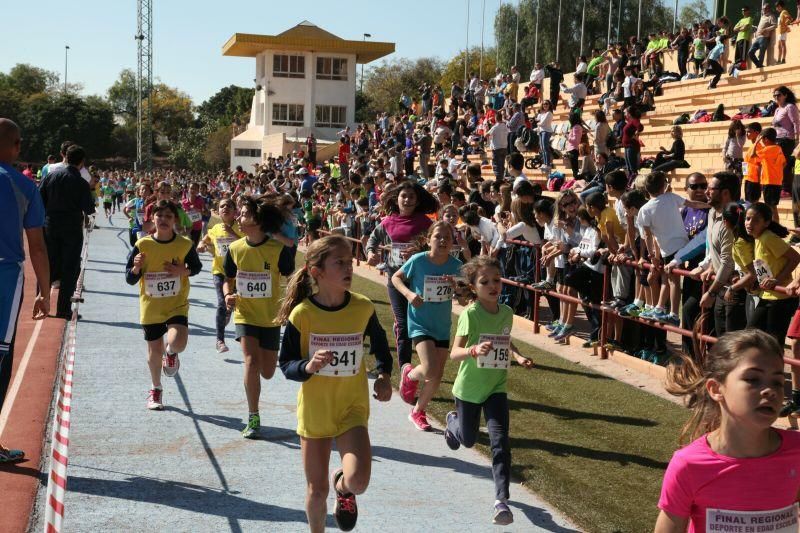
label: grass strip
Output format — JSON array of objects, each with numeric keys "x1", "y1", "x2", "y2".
[{"x1": 350, "y1": 271, "x2": 689, "y2": 533}]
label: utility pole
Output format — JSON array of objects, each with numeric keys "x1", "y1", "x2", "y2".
[
  {"x1": 136, "y1": 0, "x2": 154, "y2": 171},
  {"x1": 580, "y1": 0, "x2": 587, "y2": 57},
  {"x1": 361, "y1": 33, "x2": 371, "y2": 93},
  {"x1": 64, "y1": 45, "x2": 69, "y2": 93},
  {"x1": 534, "y1": 0, "x2": 540, "y2": 64},
  {"x1": 465, "y1": 0, "x2": 470, "y2": 86},
  {"x1": 514, "y1": 0, "x2": 520, "y2": 66},
  {"x1": 480, "y1": 0, "x2": 486, "y2": 79}
]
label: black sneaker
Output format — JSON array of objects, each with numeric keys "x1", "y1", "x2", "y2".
[
  {"x1": 779, "y1": 400, "x2": 800, "y2": 418},
  {"x1": 331, "y1": 468, "x2": 358, "y2": 531},
  {"x1": 444, "y1": 411, "x2": 461, "y2": 450}
]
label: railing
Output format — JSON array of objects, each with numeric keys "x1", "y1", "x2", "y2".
[{"x1": 500, "y1": 238, "x2": 800, "y2": 369}]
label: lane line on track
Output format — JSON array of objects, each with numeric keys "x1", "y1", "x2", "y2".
[{"x1": 0, "y1": 319, "x2": 44, "y2": 438}]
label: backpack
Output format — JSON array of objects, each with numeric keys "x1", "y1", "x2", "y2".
[{"x1": 547, "y1": 171, "x2": 565, "y2": 191}]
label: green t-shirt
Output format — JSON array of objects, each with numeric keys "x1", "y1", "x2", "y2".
[
  {"x1": 735, "y1": 16, "x2": 753, "y2": 41},
  {"x1": 693, "y1": 38, "x2": 707, "y2": 59},
  {"x1": 586, "y1": 56, "x2": 605, "y2": 77},
  {"x1": 101, "y1": 185, "x2": 115, "y2": 202},
  {"x1": 451, "y1": 301, "x2": 514, "y2": 404}
]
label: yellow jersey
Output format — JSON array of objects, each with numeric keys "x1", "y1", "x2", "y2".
[
  {"x1": 129, "y1": 234, "x2": 199, "y2": 324},
  {"x1": 206, "y1": 223, "x2": 243, "y2": 276},
  {"x1": 278, "y1": 291, "x2": 392, "y2": 438},
  {"x1": 224, "y1": 236, "x2": 294, "y2": 327}
]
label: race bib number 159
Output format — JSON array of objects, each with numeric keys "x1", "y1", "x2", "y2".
[{"x1": 477, "y1": 334, "x2": 511, "y2": 370}]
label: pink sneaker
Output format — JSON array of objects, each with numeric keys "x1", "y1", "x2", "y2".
[
  {"x1": 147, "y1": 388, "x2": 163, "y2": 410},
  {"x1": 399, "y1": 364, "x2": 418, "y2": 405},
  {"x1": 408, "y1": 409, "x2": 432, "y2": 431}
]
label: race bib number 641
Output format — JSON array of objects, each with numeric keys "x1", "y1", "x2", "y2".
[{"x1": 309, "y1": 333, "x2": 364, "y2": 377}]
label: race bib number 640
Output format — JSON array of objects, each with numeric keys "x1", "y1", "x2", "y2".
[
  {"x1": 477, "y1": 334, "x2": 511, "y2": 369},
  {"x1": 236, "y1": 271, "x2": 271, "y2": 298},
  {"x1": 309, "y1": 333, "x2": 364, "y2": 377}
]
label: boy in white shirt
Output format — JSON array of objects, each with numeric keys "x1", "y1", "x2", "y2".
[{"x1": 637, "y1": 171, "x2": 709, "y2": 326}]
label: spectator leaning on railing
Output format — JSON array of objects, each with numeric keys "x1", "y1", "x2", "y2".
[
  {"x1": 0, "y1": 118, "x2": 50, "y2": 464},
  {"x1": 748, "y1": 3, "x2": 777, "y2": 68}
]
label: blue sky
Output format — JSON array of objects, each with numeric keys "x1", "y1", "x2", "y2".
[{"x1": 0, "y1": 0, "x2": 509, "y2": 104}]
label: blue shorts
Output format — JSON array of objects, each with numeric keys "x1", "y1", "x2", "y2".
[{"x1": 0, "y1": 262, "x2": 24, "y2": 357}]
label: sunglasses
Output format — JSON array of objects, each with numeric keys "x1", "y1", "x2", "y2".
[{"x1": 687, "y1": 183, "x2": 708, "y2": 190}]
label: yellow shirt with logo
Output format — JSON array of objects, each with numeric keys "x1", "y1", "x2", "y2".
[
  {"x1": 754, "y1": 230, "x2": 790, "y2": 300},
  {"x1": 206, "y1": 223, "x2": 243, "y2": 276},
  {"x1": 134, "y1": 235, "x2": 194, "y2": 324},
  {"x1": 280, "y1": 292, "x2": 392, "y2": 438},
  {"x1": 224, "y1": 237, "x2": 288, "y2": 327},
  {"x1": 598, "y1": 205, "x2": 626, "y2": 244}
]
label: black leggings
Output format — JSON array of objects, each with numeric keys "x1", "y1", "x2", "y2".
[
  {"x1": 747, "y1": 296, "x2": 799, "y2": 348},
  {"x1": 213, "y1": 274, "x2": 229, "y2": 342},
  {"x1": 386, "y1": 277, "x2": 412, "y2": 367},
  {"x1": 447, "y1": 393, "x2": 511, "y2": 501}
]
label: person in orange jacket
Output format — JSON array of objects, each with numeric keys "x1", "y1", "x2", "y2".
[{"x1": 753, "y1": 127, "x2": 787, "y2": 221}]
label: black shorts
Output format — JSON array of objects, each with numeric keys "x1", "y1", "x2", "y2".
[
  {"x1": 744, "y1": 180, "x2": 762, "y2": 203},
  {"x1": 142, "y1": 315, "x2": 188, "y2": 341},
  {"x1": 554, "y1": 267, "x2": 565, "y2": 285},
  {"x1": 235, "y1": 324, "x2": 281, "y2": 350},
  {"x1": 763, "y1": 184, "x2": 781, "y2": 206},
  {"x1": 412, "y1": 335, "x2": 449, "y2": 349},
  {"x1": 103, "y1": 201, "x2": 113, "y2": 209}
]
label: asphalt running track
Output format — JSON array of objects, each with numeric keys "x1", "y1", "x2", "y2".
[
  {"x1": 0, "y1": 243, "x2": 68, "y2": 533},
  {"x1": 29, "y1": 213, "x2": 577, "y2": 532}
]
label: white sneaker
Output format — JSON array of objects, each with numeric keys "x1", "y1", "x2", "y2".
[
  {"x1": 147, "y1": 388, "x2": 164, "y2": 410},
  {"x1": 162, "y1": 352, "x2": 180, "y2": 377},
  {"x1": 216, "y1": 340, "x2": 229, "y2": 353}
]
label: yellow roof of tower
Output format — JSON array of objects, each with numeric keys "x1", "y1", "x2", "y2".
[{"x1": 222, "y1": 21, "x2": 395, "y2": 64}]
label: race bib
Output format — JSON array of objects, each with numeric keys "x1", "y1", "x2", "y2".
[
  {"x1": 753, "y1": 258, "x2": 773, "y2": 285},
  {"x1": 236, "y1": 271, "x2": 271, "y2": 298},
  {"x1": 450, "y1": 245, "x2": 462, "y2": 258},
  {"x1": 579, "y1": 235, "x2": 594, "y2": 252},
  {"x1": 104, "y1": 194, "x2": 113, "y2": 202},
  {"x1": 135, "y1": 210, "x2": 145, "y2": 225},
  {"x1": 741, "y1": 161, "x2": 749, "y2": 176},
  {"x1": 424, "y1": 275, "x2": 453, "y2": 302},
  {"x1": 477, "y1": 334, "x2": 511, "y2": 370},
  {"x1": 391, "y1": 243, "x2": 411, "y2": 264},
  {"x1": 215, "y1": 237, "x2": 236, "y2": 256},
  {"x1": 144, "y1": 272, "x2": 181, "y2": 298},
  {"x1": 187, "y1": 210, "x2": 202, "y2": 223},
  {"x1": 706, "y1": 503, "x2": 798, "y2": 533},
  {"x1": 308, "y1": 333, "x2": 364, "y2": 377}
]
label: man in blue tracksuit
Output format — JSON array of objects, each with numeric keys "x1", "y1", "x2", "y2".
[{"x1": 0, "y1": 118, "x2": 50, "y2": 463}]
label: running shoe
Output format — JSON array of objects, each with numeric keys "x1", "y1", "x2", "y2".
[
  {"x1": 216, "y1": 340, "x2": 229, "y2": 353},
  {"x1": 242, "y1": 414, "x2": 261, "y2": 439},
  {"x1": 660, "y1": 313, "x2": 680, "y2": 327},
  {"x1": 547, "y1": 325, "x2": 564, "y2": 338},
  {"x1": 146, "y1": 388, "x2": 164, "y2": 410},
  {"x1": 553, "y1": 324, "x2": 574, "y2": 341},
  {"x1": 779, "y1": 400, "x2": 800, "y2": 417},
  {"x1": 331, "y1": 468, "x2": 358, "y2": 531},
  {"x1": 444, "y1": 411, "x2": 461, "y2": 450},
  {"x1": 408, "y1": 409, "x2": 432, "y2": 431},
  {"x1": 399, "y1": 363, "x2": 418, "y2": 405},
  {"x1": 492, "y1": 502, "x2": 514, "y2": 526},
  {"x1": 531, "y1": 279, "x2": 555, "y2": 291},
  {"x1": 0, "y1": 444, "x2": 25, "y2": 463},
  {"x1": 617, "y1": 303, "x2": 640, "y2": 317},
  {"x1": 544, "y1": 320, "x2": 562, "y2": 332},
  {"x1": 162, "y1": 351, "x2": 180, "y2": 377},
  {"x1": 582, "y1": 340, "x2": 598, "y2": 349},
  {"x1": 638, "y1": 306, "x2": 658, "y2": 320}
]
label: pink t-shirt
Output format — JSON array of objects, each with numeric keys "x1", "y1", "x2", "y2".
[
  {"x1": 658, "y1": 429, "x2": 800, "y2": 532},
  {"x1": 181, "y1": 196, "x2": 205, "y2": 231}
]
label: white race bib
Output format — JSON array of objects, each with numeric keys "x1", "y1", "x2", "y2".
[
  {"x1": 135, "y1": 210, "x2": 145, "y2": 225},
  {"x1": 706, "y1": 503, "x2": 798, "y2": 533},
  {"x1": 423, "y1": 275, "x2": 453, "y2": 302},
  {"x1": 741, "y1": 161, "x2": 749, "y2": 176},
  {"x1": 450, "y1": 245, "x2": 462, "y2": 258},
  {"x1": 391, "y1": 243, "x2": 411, "y2": 264},
  {"x1": 236, "y1": 271, "x2": 271, "y2": 298},
  {"x1": 309, "y1": 333, "x2": 363, "y2": 377},
  {"x1": 144, "y1": 272, "x2": 181, "y2": 298},
  {"x1": 477, "y1": 334, "x2": 511, "y2": 370},
  {"x1": 753, "y1": 258, "x2": 773, "y2": 285},
  {"x1": 216, "y1": 237, "x2": 236, "y2": 257},
  {"x1": 187, "y1": 210, "x2": 202, "y2": 223}
]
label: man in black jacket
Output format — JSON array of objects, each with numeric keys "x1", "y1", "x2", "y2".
[
  {"x1": 544, "y1": 62, "x2": 563, "y2": 109},
  {"x1": 39, "y1": 144, "x2": 95, "y2": 318}
]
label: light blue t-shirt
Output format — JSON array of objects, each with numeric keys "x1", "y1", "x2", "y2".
[
  {"x1": 0, "y1": 162, "x2": 45, "y2": 264},
  {"x1": 399, "y1": 251, "x2": 462, "y2": 341}
]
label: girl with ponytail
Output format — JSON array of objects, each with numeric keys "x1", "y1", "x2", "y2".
[
  {"x1": 278, "y1": 235, "x2": 393, "y2": 532},
  {"x1": 655, "y1": 329, "x2": 800, "y2": 532}
]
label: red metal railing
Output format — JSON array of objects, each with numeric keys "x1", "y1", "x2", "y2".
[{"x1": 501, "y1": 239, "x2": 800, "y2": 368}]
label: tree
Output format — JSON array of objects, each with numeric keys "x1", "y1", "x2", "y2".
[
  {"x1": 203, "y1": 123, "x2": 232, "y2": 170},
  {"x1": 149, "y1": 84, "x2": 194, "y2": 143},
  {"x1": 361, "y1": 57, "x2": 444, "y2": 119},
  {"x1": 107, "y1": 69, "x2": 139, "y2": 121},
  {"x1": 679, "y1": 0, "x2": 710, "y2": 29},
  {"x1": 197, "y1": 85, "x2": 254, "y2": 126},
  {"x1": 494, "y1": 0, "x2": 673, "y2": 76},
  {"x1": 439, "y1": 47, "x2": 498, "y2": 88},
  {"x1": 0, "y1": 63, "x2": 59, "y2": 97}
]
